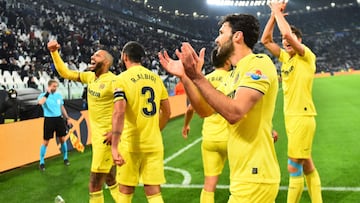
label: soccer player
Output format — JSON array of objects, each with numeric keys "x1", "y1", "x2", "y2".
[
  {"x1": 182, "y1": 48, "x2": 231, "y2": 203},
  {"x1": 159, "y1": 14, "x2": 280, "y2": 202},
  {"x1": 38, "y1": 79, "x2": 71, "y2": 171},
  {"x1": 47, "y1": 40, "x2": 120, "y2": 203},
  {"x1": 111, "y1": 41, "x2": 171, "y2": 203},
  {"x1": 261, "y1": 1, "x2": 323, "y2": 202}
]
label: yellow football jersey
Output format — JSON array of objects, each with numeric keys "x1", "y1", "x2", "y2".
[
  {"x1": 202, "y1": 69, "x2": 230, "y2": 141},
  {"x1": 217, "y1": 53, "x2": 280, "y2": 184},
  {"x1": 80, "y1": 71, "x2": 117, "y2": 145},
  {"x1": 279, "y1": 45, "x2": 317, "y2": 116},
  {"x1": 113, "y1": 65, "x2": 168, "y2": 152}
]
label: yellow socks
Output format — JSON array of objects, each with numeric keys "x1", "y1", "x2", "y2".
[
  {"x1": 119, "y1": 192, "x2": 133, "y2": 203},
  {"x1": 108, "y1": 183, "x2": 120, "y2": 203},
  {"x1": 147, "y1": 193, "x2": 164, "y2": 203},
  {"x1": 287, "y1": 176, "x2": 304, "y2": 203},
  {"x1": 305, "y1": 169, "x2": 323, "y2": 203},
  {"x1": 200, "y1": 189, "x2": 214, "y2": 203},
  {"x1": 89, "y1": 190, "x2": 104, "y2": 203}
]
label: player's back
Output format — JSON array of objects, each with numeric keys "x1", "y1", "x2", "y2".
[
  {"x1": 202, "y1": 69, "x2": 230, "y2": 141},
  {"x1": 116, "y1": 65, "x2": 168, "y2": 152}
]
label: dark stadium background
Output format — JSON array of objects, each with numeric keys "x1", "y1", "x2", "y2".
[{"x1": 0, "y1": 0, "x2": 359, "y2": 202}]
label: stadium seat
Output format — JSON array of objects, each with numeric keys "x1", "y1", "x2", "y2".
[
  {"x1": 70, "y1": 87, "x2": 83, "y2": 99},
  {"x1": 40, "y1": 71, "x2": 50, "y2": 80},
  {"x1": 23, "y1": 76, "x2": 29, "y2": 85},
  {"x1": 3, "y1": 71, "x2": 12, "y2": 80},
  {"x1": 13, "y1": 74, "x2": 22, "y2": 83},
  {"x1": 79, "y1": 62, "x2": 88, "y2": 72},
  {"x1": 18, "y1": 55, "x2": 25, "y2": 67},
  {"x1": 38, "y1": 77, "x2": 47, "y2": 86},
  {"x1": 25, "y1": 56, "x2": 31, "y2": 63},
  {"x1": 11, "y1": 71, "x2": 20, "y2": 78}
]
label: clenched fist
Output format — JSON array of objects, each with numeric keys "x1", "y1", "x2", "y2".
[{"x1": 47, "y1": 40, "x2": 61, "y2": 52}]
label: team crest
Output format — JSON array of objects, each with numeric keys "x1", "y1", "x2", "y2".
[
  {"x1": 246, "y1": 69, "x2": 267, "y2": 80},
  {"x1": 99, "y1": 83, "x2": 105, "y2": 89}
]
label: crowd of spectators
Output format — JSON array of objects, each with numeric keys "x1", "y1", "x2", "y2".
[
  {"x1": 0, "y1": 0, "x2": 359, "y2": 94},
  {"x1": 106, "y1": 0, "x2": 360, "y2": 73}
]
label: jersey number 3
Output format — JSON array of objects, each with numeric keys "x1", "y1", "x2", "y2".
[{"x1": 141, "y1": 86, "x2": 156, "y2": 116}]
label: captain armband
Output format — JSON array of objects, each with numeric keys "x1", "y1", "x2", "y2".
[{"x1": 114, "y1": 88, "x2": 126, "y2": 100}]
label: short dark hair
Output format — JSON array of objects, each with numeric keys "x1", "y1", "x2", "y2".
[
  {"x1": 122, "y1": 41, "x2": 145, "y2": 63},
  {"x1": 211, "y1": 48, "x2": 227, "y2": 68},
  {"x1": 219, "y1": 14, "x2": 260, "y2": 49},
  {"x1": 290, "y1": 25, "x2": 303, "y2": 39},
  {"x1": 103, "y1": 50, "x2": 114, "y2": 67}
]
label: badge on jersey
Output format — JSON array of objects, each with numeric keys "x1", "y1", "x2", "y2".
[{"x1": 246, "y1": 69, "x2": 268, "y2": 80}]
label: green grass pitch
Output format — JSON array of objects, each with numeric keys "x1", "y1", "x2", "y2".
[{"x1": 0, "y1": 74, "x2": 359, "y2": 202}]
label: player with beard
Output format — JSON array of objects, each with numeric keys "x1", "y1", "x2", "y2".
[
  {"x1": 159, "y1": 14, "x2": 280, "y2": 202},
  {"x1": 47, "y1": 40, "x2": 120, "y2": 203},
  {"x1": 261, "y1": 1, "x2": 322, "y2": 203}
]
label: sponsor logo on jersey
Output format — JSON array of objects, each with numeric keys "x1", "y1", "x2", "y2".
[{"x1": 246, "y1": 69, "x2": 267, "y2": 80}]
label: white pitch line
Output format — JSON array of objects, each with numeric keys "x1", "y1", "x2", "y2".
[
  {"x1": 162, "y1": 184, "x2": 360, "y2": 192},
  {"x1": 162, "y1": 134, "x2": 360, "y2": 193},
  {"x1": 164, "y1": 166, "x2": 192, "y2": 185},
  {"x1": 164, "y1": 137, "x2": 202, "y2": 164}
]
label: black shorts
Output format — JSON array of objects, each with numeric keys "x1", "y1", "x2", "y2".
[{"x1": 43, "y1": 117, "x2": 66, "y2": 140}]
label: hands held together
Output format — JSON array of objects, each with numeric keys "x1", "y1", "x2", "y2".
[
  {"x1": 158, "y1": 42, "x2": 206, "y2": 81},
  {"x1": 268, "y1": 0, "x2": 288, "y2": 15}
]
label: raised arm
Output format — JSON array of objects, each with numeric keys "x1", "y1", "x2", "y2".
[
  {"x1": 38, "y1": 92, "x2": 49, "y2": 106},
  {"x1": 158, "y1": 49, "x2": 214, "y2": 117},
  {"x1": 183, "y1": 77, "x2": 214, "y2": 117},
  {"x1": 192, "y1": 76, "x2": 263, "y2": 124},
  {"x1": 181, "y1": 43, "x2": 264, "y2": 124},
  {"x1": 261, "y1": 13, "x2": 281, "y2": 58},
  {"x1": 270, "y1": 1, "x2": 304, "y2": 56},
  {"x1": 38, "y1": 85, "x2": 53, "y2": 105},
  {"x1": 47, "y1": 40, "x2": 81, "y2": 82}
]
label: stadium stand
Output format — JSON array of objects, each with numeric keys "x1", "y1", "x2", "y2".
[{"x1": 0, "y1": 0, "x2": 359, "y2": 96}]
